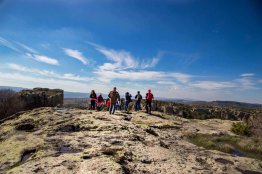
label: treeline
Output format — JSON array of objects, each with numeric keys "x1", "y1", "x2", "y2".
[{"x1": 0, "y1": 89, "x2": 25, "y2": 120}]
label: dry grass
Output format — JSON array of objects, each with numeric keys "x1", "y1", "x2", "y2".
[{"x1": 187, "y1": 134, "x2": 262, "y2": 160}]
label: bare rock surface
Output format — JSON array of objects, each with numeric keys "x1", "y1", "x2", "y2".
[{"x1": 0, "y1": 108, "x2": 261, "y2": 174}]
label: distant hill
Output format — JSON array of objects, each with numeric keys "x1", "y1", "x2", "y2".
[
  {"x1": 64, "y1": 91, "x2": 89, "y2": 98},
  {"x1": 0, "y1": 86, "x2": 27, "y2": 91}
]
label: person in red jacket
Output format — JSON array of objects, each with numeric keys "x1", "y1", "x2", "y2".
[
  {"x1": 106, "y1": 98, "x2": 111, "y2": 111},
  {"x1": 145, "y1": 89, "x2": 154, "y2": 114}
]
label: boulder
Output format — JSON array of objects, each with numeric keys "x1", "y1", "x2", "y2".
[
  {"x1": 250, "y1": 115, "x2": 262, "y2": 137},
  {"x1": 19, "y1": 88, "x2": 63, "y2": 109}
]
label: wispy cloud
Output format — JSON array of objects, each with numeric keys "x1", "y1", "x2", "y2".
[
  {"x1": 0, "y1": 36, "x2": 21, "y2": 52},
  {"x1": 94, "y1": 69, "x2": 192, "y2": 84},
  {"x1": 191, "y1": 81, "x2": 237, "y2": 90},
  {"x1": 15, "y1": 42, "x2": 38, "y2": 54},
  {"x1": 236, "y1": 77, "x2": 257, "y2": 90},
  {"x1": 0, "y1": 72, "x2": 94, "y2": 93},
  {"x1": 191, "y1": 77, "x2": 259, "y2": 90},
  {"x1": 157, "y1": 81, "x2": 177, "y2": 85},
  {"x1": 8, "y1": 63, "x2": 55, "y2": 76},
  {"x1": 141, "y1": 57, "x2": 159, "y2": 69},
  {"x1": 26, "y1": 53, "x2": 59, "y2": 65},
  {"x1": 62, "y1": 73, "x2": 92, "y2": 81},
  {"x1": 93, "y1": 44, "x2": 138, "y2": 70},
  {"x1": 8, "y1": 63, "x2": 92, "y2": 82},
  {"x1": 240, "y1": 73, "x2": 255, "y2": 77},
  {"x1": 63, "y1": 48, "x2": 89, "y2": 65},
  {"x1": 89, "y1": 42, "x2": 159, "y2": 70},
  {"x1": 0, "y1": 36, "x2": 59, "y2": 65},
  {"x1": 170, "y1": 73, "x2": 191, "y2": 83},
  {"x1": 94, "y1": 70, "x2": 163, "y2": 81}
]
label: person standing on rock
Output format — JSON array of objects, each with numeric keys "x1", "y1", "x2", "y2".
[
  {"x1": 135, "y1": 91, "x2": 142, "y2": 111},
  {"x1": 97, "y1": 94, "x2": 104, "y2": 111},
  {"x1": 125, "y1": 92, "x2": 132, "y2": 111},
  {"x1": 145, "y1": 89, "x2": 154, "y2": 114},
  {"x1": 106, "y1": 98, "x2": 111, "y2": 111},
  {"x1": 89, "y1": 90, "x2": 97, "y2": 110},
  {"x1": 108, "y1": 87, "x2": 120, "y2": 114}
]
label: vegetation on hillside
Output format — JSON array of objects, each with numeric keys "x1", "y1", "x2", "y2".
[
  {"x1": 0, "y1": 89, "x2": 25, "y2": 120},
  {"x1": 187, "y1": 134, "x2": 262, "y2": 161}
]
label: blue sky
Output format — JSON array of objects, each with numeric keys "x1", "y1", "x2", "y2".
[{"x1": 1, "y1": 0, "x2": 262, "y2": 103}]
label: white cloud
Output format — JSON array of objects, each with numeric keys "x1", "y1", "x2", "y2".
[
  {"x1": 0, "y1": 36, "x2": 58, "y2": 66},
  {"x1": 89, "y1": 42, "x2": 159, "y2": 70},
  {"x1": 95, "y1": 45, "x2": 138, "y2": 70},
  {"x1": 236, "y1": 77, "x2": 257, "y2": 90},
  {"x1": 157, "y1": 81, "x2": 177, "y2": 85},
  {"x1": 26, "y1": 53, "x2": 59, "y2": 65},
  {"x1": 191, "y1": 81, "x2": 237, "y2": 90},
  {"x1": 0, "y1": 72, "x2": 98, "y2": 93},
  {"x1": 8, "y1": 63, "x2": 55, "y2": 76},
  {"x1": 258, "y1": 79, "x2": 262, "y2": 83},
  {"x1": 33, "y1": 55, "x2": 59, "y2": 65},
  {"x1": 141, "y1": 57, "x2": 160, "y2": 69},
  {"x1": 94, "y1": 70, "x2": 163, "y2": 81},
  {"x1": 94, "y1": 69, "x2": 192, "y2": 84},
  {"x1": 62, "y1": 73, "x2": 92, "y2": 81},
  {"x1": 240, "y1": 73, "x2": 255, "y2": 77},
  {"x1": 63, "y1": 48, "x2": 89, "y2": 65},
  {"x1": 8, "y1": 63, "x2": 92, "y2": 82},
  {"x1": 169, "y1": 73, "x2": 191, "y2": 83}
]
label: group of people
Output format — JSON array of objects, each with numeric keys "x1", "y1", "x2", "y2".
[{"x1": 89, "y1": 87, "x2": 154, "y2": 114}]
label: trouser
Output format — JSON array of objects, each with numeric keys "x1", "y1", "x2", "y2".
[
  {"x1": 146, "y1": 100, "x2": 152, "y2": 114},
  {"x1": 97, "y1": 102, "x2": 103, "y2": 111},
  {"x1": 135, "y1": 100, "x2": 141, "y2": 111},
  {"x1": 109, "y1": 103, "x2": 116, "y2": 114},
  {"x1": 125, "y1": 101, "x2": 130, "y2": 111},
  {"x1": 90, "y1": 100, "x2": 96, "y2": 110}
]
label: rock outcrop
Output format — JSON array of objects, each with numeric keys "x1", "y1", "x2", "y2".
[
  {"x1": 0, "y1": 108, "x2": 261, "y2": 173},
  {"x1": 250, "y1": 114, "x2": 262, "y2": 137},
  {"x1": 148, "y1": 100, "x2": 258, "y2": 121},
  {"x1": 19, "y1": 88, "x2": 63, "y2": 109}
]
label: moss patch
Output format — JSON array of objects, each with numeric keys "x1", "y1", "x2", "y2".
[
  {"x1": 0, "y1": 134, "x2": 44, "y2": 170},
  {"x1": 187, "y1": 134, "x2": 262, "y2": 161}
]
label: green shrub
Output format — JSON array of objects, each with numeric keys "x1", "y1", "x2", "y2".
[{"x1": 231, "y1": 122, "x2": 251, "y2": 136}]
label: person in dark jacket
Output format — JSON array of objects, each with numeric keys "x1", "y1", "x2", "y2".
[
  {"x1": 145, "y1": 89, "x2": 154, "y2": 114},
  {"x1": 89, "y1": 90, "x2": 97, "y2": 110},
  {"x1": 97, "y1": 94, "x2": 104, "y2": 111},
  {"x1": 125, "y1": 92, "x2": 132, "y2": 111},
  {"x1": 135, "y1": 91, "x2": 142, "y2": 111}
]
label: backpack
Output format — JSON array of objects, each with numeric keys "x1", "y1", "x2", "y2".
[
  {"x1": 137, "y1": 94, "x2": 142, "y2": 100},
  {"x1": 146, "y1": 93, "x2": 153, "y2": 101}
]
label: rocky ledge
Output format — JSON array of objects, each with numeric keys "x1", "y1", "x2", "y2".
[
  {"x1": 18, "y1": 88, "x2": 63, "y2": 109},
  {"x1": 0, "y1": 108, "x2": 261, "y2": 174}
]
